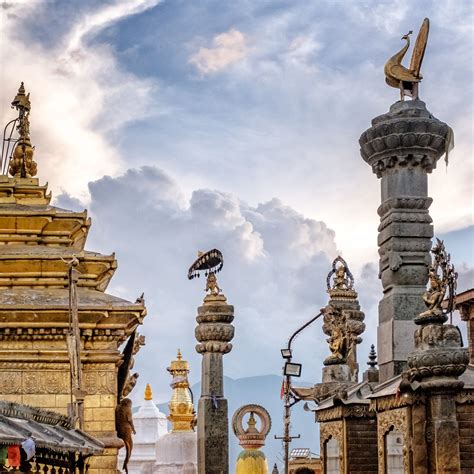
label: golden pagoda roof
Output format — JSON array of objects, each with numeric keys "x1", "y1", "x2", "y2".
[{"x1": 0, "y1": 177, "x2": 90, "y2": 248}]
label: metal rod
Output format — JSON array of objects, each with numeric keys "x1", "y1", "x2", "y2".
[{"x1": 277, "y1": 311, "x2": 323, "y2": 474}]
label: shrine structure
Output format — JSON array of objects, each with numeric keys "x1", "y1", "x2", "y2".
[{"x1": 0, "y1": 83, "x2": 147, "y2": 473}]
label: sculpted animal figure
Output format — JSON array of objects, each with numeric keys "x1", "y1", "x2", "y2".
[
  {"x1": 116, "y1": 398, "x2": 136, "y2": 474},
  {"x1": 384, "y1": 18, "x2": 429, "y2": 100}
]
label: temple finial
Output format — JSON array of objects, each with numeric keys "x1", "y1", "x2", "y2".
[
  {"x1": 144, "y1": 383, "x2": 153, "y2": 401},
  {"x1": 367, "y1": 344, "x2": 377, "y2": 369},
  {"x1": 7, "y1": 82, "x2": 38, "y2": 178}
]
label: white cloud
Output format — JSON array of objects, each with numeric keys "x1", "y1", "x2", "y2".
[
  {"x1": 56, "y1": 166, "x2": 344, "y2": 401},
  {"x1": 0, "y1": 0, "x2": 159, "y2": 202},
  {"x1": 65, "y1": 0, "x2": 162, "y2": 54},
  {"x1": 189, "y1": 29, "x2": 248, "y2": 74}
]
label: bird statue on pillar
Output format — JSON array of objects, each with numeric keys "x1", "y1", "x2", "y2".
[{"x1": 384, "y1": 18, "x2": 430, "y2": 100}]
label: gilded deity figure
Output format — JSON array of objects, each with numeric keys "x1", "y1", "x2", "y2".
[
  {"x1": 205, "y1": 272, "x2": 221, "y2": 295},
  {"x1": 328, "y1": 325, "x2": 347, "y2": 362},
  {"x1": 419, "y1": 268, "x2": 446, "y2": 319},
  {"x1": 333, "y1": 264, "x2": 349, "y2": 290}
]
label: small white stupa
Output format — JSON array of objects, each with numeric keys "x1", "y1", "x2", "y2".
[
  {"x1": 153, "y1": 350, "x2": 197, "y2": 474},
  {"x1": 119, "y1": 383, "x2": 168, "y2": 474}
]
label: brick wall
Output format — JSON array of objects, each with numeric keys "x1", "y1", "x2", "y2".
[
  {"x1": 457, "y1": 402, "x2": 474, "y2": 473},
  {"x1": 346, "y1": 417, "x2": 378, "y2": 473}
]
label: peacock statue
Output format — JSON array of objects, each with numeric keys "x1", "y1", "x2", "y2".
[{"x1": 384, "y1": 18, "x2": 430, "y2": 100}]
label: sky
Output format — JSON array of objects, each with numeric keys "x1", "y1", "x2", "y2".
[{"x1": 0, "y1": 0, "x2": 473, "y2": 422}]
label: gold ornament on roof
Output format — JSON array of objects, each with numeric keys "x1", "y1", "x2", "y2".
[
  {"x1": 167, "y1": 349, "x2": 196, "y2": 432},
  {"x1": 384, "y1": 18, "x2": 430, "y2": 100},
  {"x1": 144, "y1": 383, "x2": 153, "y2": 401},
  {"x1": 7, "y1": 83, "x2": 38, "y2": 178}
]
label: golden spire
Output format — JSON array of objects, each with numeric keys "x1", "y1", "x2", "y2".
[
  {"x1": 9, "y1": 82, "x2": 37, "y2": 178},
  {"x1": 144, "y1": 383, "x2": 153, "y2": 401},
  {"x1": 167, "y1": 350, "x2": 196, "y2": 432}
]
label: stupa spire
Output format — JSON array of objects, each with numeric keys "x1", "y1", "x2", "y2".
[{"x1": 167, "y1": 350, "x2": 196, "y2": 432}]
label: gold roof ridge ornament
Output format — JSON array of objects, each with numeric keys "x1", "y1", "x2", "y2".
[
  {"x1": 384, "y1": 18, "x2": 430, "y2": 101},
  {"x1": 1, "y1": 82, "x2": 38, "y2": 178},
  {"x1": 188, "y1": 248, "x2": 226, "y2": 304}
]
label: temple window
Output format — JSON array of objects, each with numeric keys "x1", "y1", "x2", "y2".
[
  {"x1": 385, "y1": 428, "x2": 404, "y2": 474},
  {"x1": 324, "y1": 437, "x2": 340, "y2": 474}
]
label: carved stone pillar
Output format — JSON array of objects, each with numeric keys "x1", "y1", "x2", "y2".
[
  {"x1": 195, "y1": 281, "x2": 234, "y2": 474},
  {"x1": 406, "y1": 241, "x2": 469, "y2": 472},
  {"x1": 359, "y1": 99, "x2": 451, "y2": 381}
]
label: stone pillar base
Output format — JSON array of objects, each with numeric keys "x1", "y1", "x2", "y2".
[{"x1": 322, "y1": 364, "x2": 351, "y2": 383}]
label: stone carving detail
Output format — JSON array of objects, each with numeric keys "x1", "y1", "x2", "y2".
[
  {"x1": 322, "y1": 306, "x2": 365, "y2": 367},
  {"x1": 0, "y1": 370, "x2": 117, "y2": 395},
  {"x1": 359, "y1": 100, "x2": 450, "y2": 178},
  {"x1": 195, "y1": 302, "x2": 235, "y2": 354},
  {"x1": 407, "y1": 323, "x2": 468, "y2": 386},
  {"x1": 377, "y1": 408, "x2": 410, "y2": 474},
  {"x1": 406, "y1": 239, "x2": 468, "y2": 388},
  {"x1": 232, "y1": 404, "x2": 271, "y2": 449}
]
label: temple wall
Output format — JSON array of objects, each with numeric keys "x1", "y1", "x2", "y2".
[
  {"x1": 457, "y1": 400, "x2": 474, "y2": 473},
  {"x1": 346, "y1": 418, "x2": 377, "y2": 473},
  {"x1": 0, "y1": 359, "x2": 122, "y2": 473}
]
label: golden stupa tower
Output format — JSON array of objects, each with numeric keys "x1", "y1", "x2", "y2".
[
  {"x1": 0, "y1": 84, "x2": 147, "y2": 473},
  {"x1": 167, "y1": 350, "x2": 196, "y2": 432}
]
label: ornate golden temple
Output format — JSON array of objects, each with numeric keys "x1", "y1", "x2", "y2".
[{"x1": 0, "y1": 83, "x2": 147, "y2": 473}]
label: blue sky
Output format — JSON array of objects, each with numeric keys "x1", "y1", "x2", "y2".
[{"x1": 1, "y1": 0, "x2": 472, "y2": 434}]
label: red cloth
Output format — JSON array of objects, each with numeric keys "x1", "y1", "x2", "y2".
[
  {"x1": 8, "y1": 445, "x2": 21, "y2": 468},
  {"x1": 280, "y1": 379, "x2": 285, "y2": 399}
]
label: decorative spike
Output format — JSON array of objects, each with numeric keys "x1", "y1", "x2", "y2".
[{"x1": 367, "y1": 344, "x2": 377, "y2": 369}]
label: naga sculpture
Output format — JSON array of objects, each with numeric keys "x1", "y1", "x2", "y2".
[{"x1": 384, "y1": 18, "x2": 429, "y2": 100}]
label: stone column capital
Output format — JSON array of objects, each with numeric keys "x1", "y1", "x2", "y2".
[{"x1": 359, "y1": 100, "x2": 450, "y2": 178}]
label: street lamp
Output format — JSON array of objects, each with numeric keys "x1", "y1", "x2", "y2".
[
  {"x1": 283, "y1": 362, "x2": 302, "y2": 377},
  {"x1": 280, "y1": 348, "x2": 292, "y2": 359},
  {"x1": 275, "y1": 310, "x2": 323, "y2": 474}
]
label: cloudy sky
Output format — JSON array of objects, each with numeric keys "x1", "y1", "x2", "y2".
[{"x1": 1, "y1": 0, "x2": 472, "y2": 408}]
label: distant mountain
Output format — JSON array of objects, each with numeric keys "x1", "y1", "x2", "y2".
[{"x1": 155, "y1": 374, "x2": 319, "y2": 471}]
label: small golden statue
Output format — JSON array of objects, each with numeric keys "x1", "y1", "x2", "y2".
[
  {"x1": 8, "y1": 83, "x2": 38, "y2": 178},
  {"x1": 327, "y1": 324, "x2": 348, "y2": 363},
  {"x1": 417, "y1": 238, "x2": 457, "y2": 324},
  {"x1": 333, "y1": 264, "x2": 349, "y2": 290},
  {"x1": 384, "y1": 18, "x2": 430, "y2": 100},
  {"x1": 326, "y1": 256, "x2": 357, "y2": 300},
  {"x1": 206, "y1": 272, "x2": 221, "y2": 295}
]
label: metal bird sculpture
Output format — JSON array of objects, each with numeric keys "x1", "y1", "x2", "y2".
[{"x1": 384, "y1": 18, "x2": 430, "y2": 100}]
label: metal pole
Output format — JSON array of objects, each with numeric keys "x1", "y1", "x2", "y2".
[
  {"x1": 276, "y1": 311, "x2": 322, "y2": 474},
  {"x1": 284, "y1": 374, "x2": 290, "y2": 474}
]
